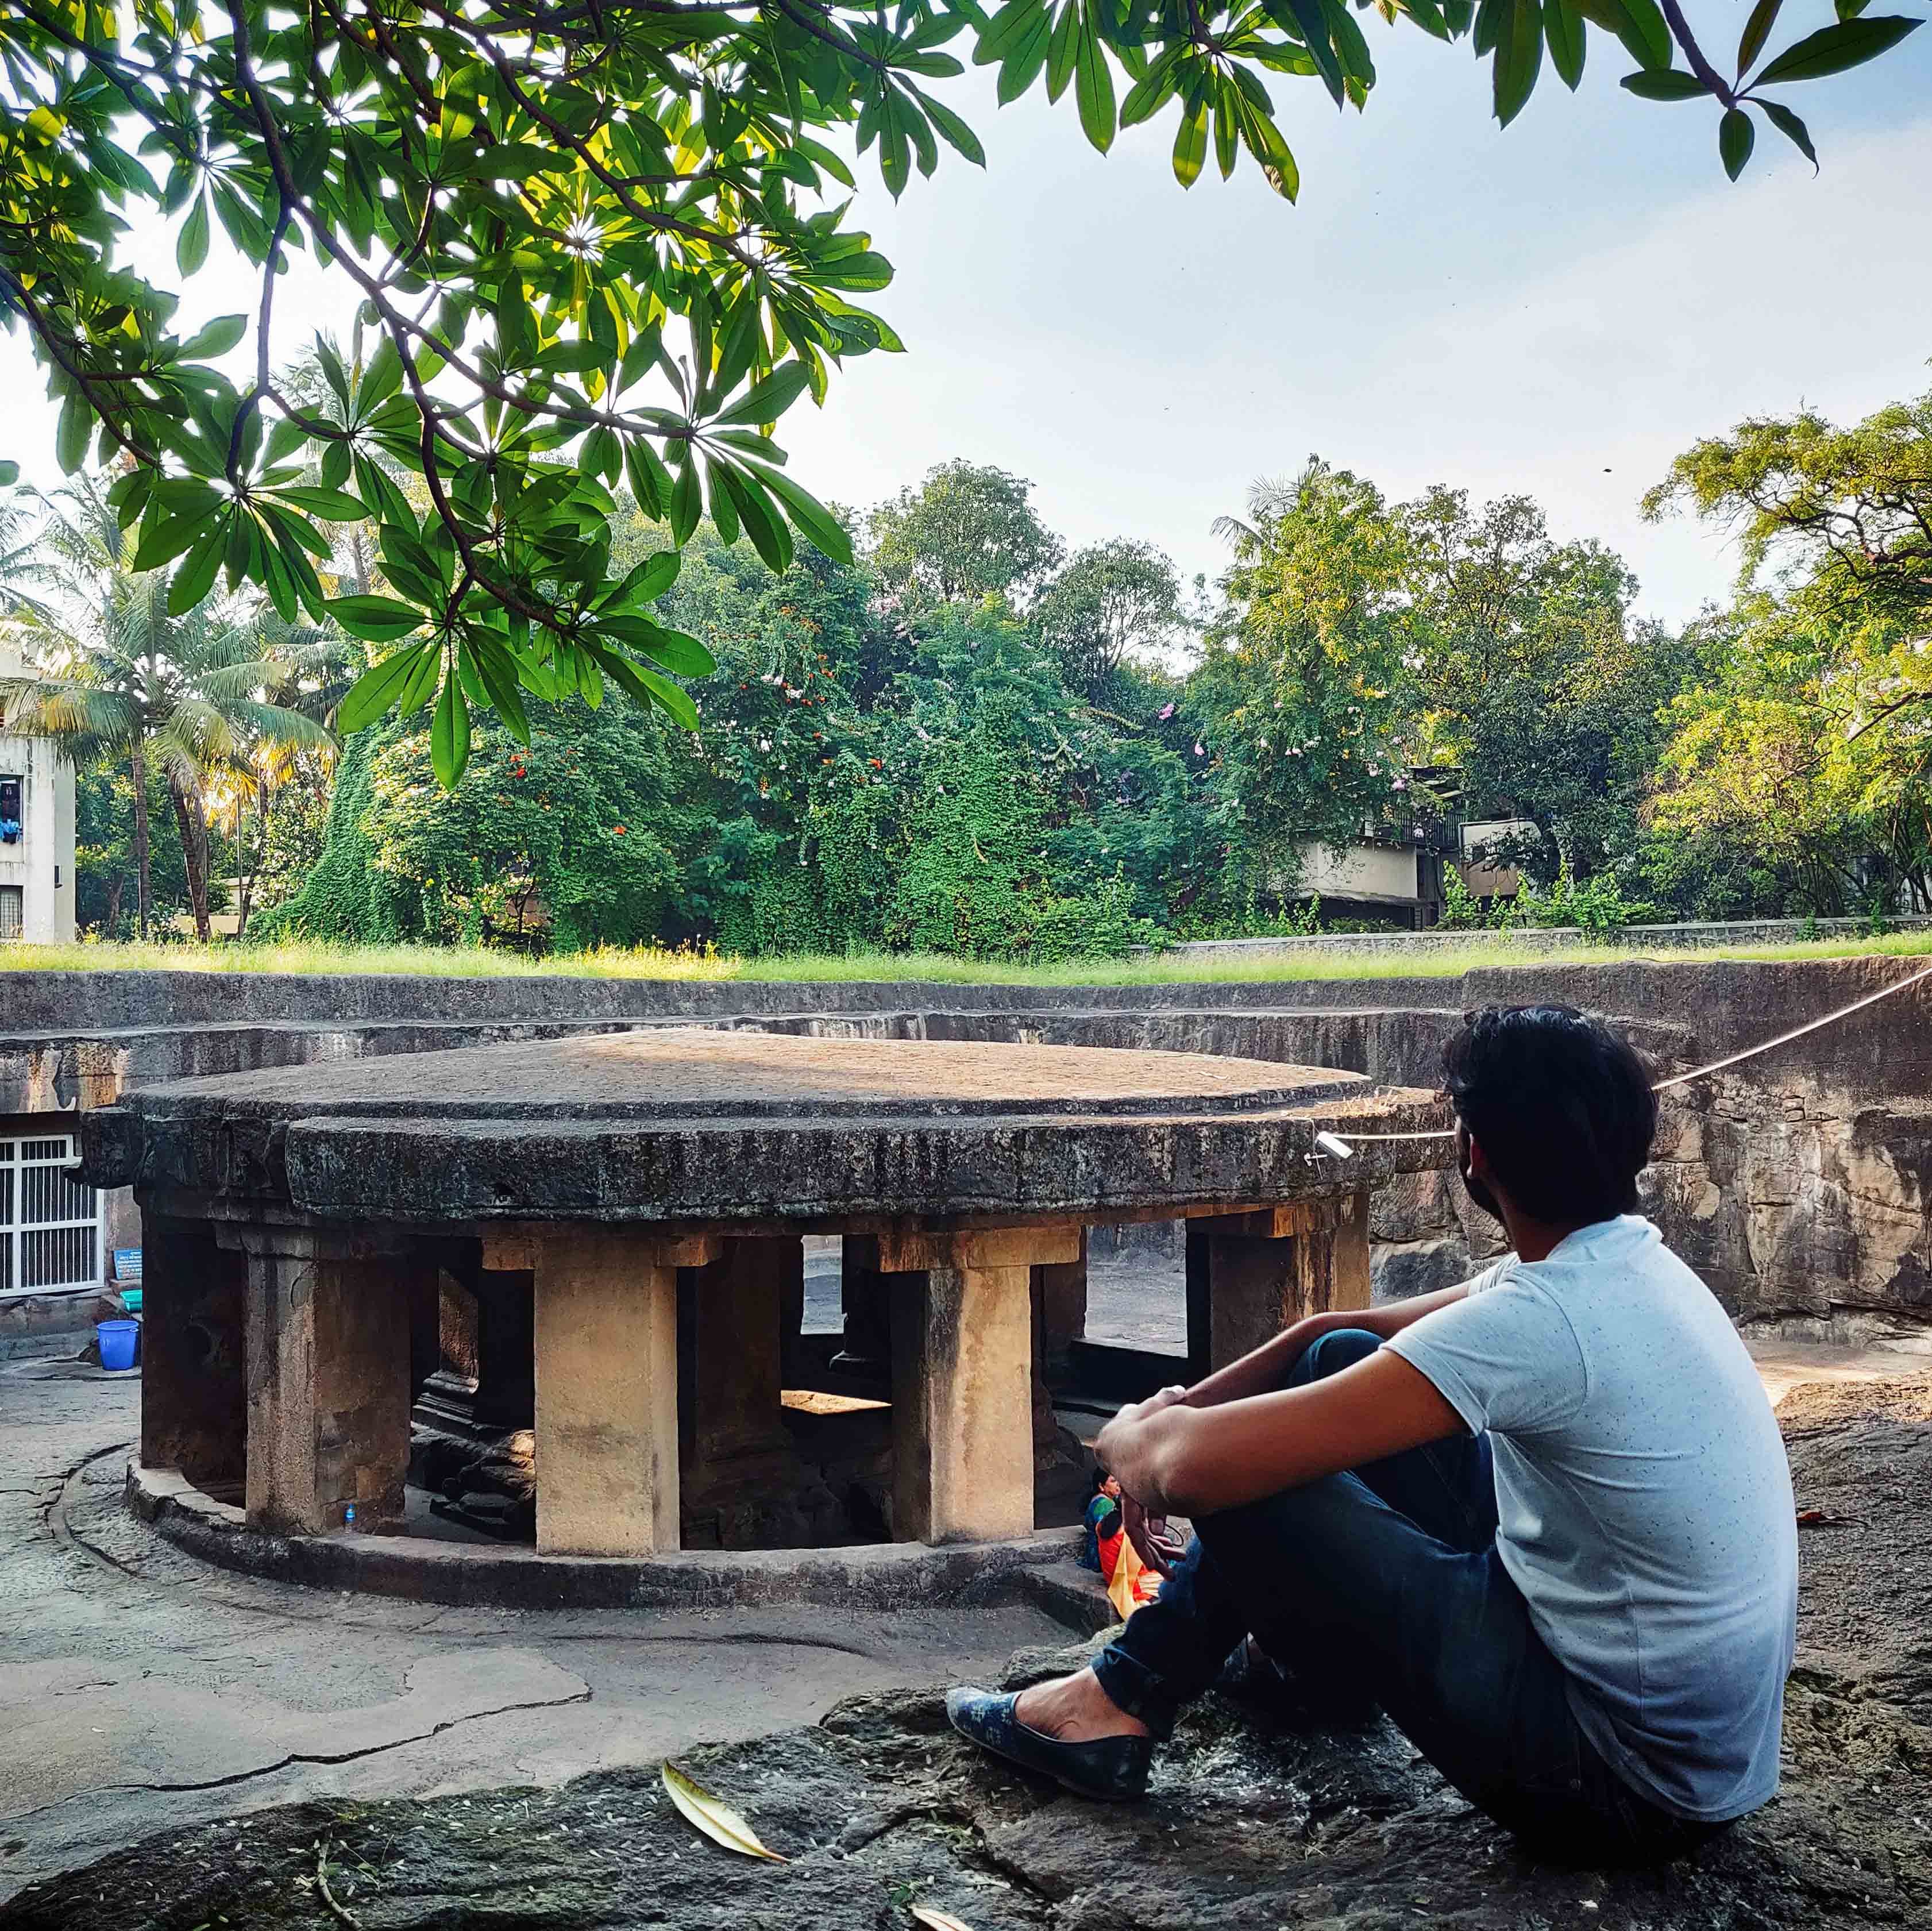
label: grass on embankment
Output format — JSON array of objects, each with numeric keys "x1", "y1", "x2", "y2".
[{"x1": 4, "y1": 930, "x2": 1932, "y2": 986}]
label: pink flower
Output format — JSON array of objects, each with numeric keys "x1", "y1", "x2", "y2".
[{"x1": 1158, "y1": 703, "x2": 1176, "y2": 720}]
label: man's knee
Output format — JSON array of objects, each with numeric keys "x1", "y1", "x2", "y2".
[{"x1": 1289, "y1": 1325, "x2": 1381, "y2": 1387}]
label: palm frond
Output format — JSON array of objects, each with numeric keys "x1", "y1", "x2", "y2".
[
  {"x1": 0, "y1": 674, "x2": 140, "y2": 747},
  {"x1": 226, "y1": 699, "x2": 338, "y2": 752}
]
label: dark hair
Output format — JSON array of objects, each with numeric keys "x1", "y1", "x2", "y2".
[{"x1": 1441, "y1": 1005, "x2": 1656, "y2": 1227}]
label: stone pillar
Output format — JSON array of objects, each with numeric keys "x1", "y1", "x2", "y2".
[
  {"x1": 880, "y1": 1224, "x2": 1079, "y2": 1544},
  {"x1": 506, "y1": 1226, "x2": 711, "y2": 1558},
  {"x1": 832, "y1": 1234, "x2": 893, "y2": 1385},
  {"x1": 229, "y1": 1221, "x2": 415, "y2": 1536},
  {"x1": 773, "y1": 1231, "x2": 807, "y2": 1393},
  {"x1": 1328, "y1": 1186, "x2": 1372, "y2": 1314},
  {"x1": 137, "y1": 1202, "x2": 246, "y2": 1497},
  {"x1": 683, "y1": 1236, "x2": 797, "y2": 1466},
  {"x1": 1034, "y1": 1227, "x2": 1088, "y2": 1388},
  {"x1": 679, "y1": 1234, "x2": 838, "y2": 1547},
  {"x1": 471, "y1": 1262, "x2": 536, "y2": 1430},
  {"x1": 1187, "y1": 1189, "x2": 1374, "y2": 1374}
]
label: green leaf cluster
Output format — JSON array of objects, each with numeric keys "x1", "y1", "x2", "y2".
[
  {"x1": 4, "y1": 0, "x2": 1919, "y2": 799},
  {"x1": 1644, "y1": 383, "x2": 1932, "y2": 916}
]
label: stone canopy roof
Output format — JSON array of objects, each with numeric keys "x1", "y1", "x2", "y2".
[{"x1": 82, "y1": 1027, "x2": 1453, "y2": 1231}]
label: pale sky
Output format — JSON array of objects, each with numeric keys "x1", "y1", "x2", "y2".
[{"x1": 7, "y1": 15, "x2": 1930, "y2": 630}]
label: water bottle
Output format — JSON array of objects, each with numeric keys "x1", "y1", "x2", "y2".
[{"x1": 344, "y1": 1504, "x2": 357, "y2": 1532}]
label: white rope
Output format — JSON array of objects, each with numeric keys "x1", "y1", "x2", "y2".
[
  {"x1": 1648, "y1": 959, "x2": 1932, "y2": 1089},
  {"x1": 1336, "y1": 959, "x2": 1932, "y2": 1144}
]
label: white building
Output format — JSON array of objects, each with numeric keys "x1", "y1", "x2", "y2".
[
  {"x1": 0, "y1": 647, "x2": 103, "y2": 1309},
  {"x1": 1295, "y1": 834, "x2": 1443, "y2": 923},
  {"x1": 0, "y1": 640, "x2": 78, "y2": 945}
]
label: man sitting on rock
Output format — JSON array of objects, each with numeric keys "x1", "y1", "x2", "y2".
[{"x1": 947, "y1": 1004, "x2": 1798, "y2": 1865}]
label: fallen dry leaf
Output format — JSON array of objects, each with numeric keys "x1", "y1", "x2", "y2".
[
  {"x1": 661, "y1": 1762, "x2": 787, "y2": 1863},
  {"x1": 910, "y1": 1909, "x2": 974, "y2": 1930}
]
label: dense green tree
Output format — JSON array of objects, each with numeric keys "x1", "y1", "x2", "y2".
[
  {"x1": 1399, "y1": 488, "x2": 1698, "y2": 882},
  {"x1": 263, "y1": 700, "x2": 693, "y2": 946},
  {"x1": 272, "y1": 508, "x2": 1214, "y2": 958},
  {"x1": 367, "y1": 707, "x2": 690, "y2": 947},
  {"x1": 867, "y1": 462, "x2": 1065, "y2": 611},
  {"x1": 1193, "y1": 460, "x2": 1414, "y2": 884},
  {"x1": 72, "y1": 753, "x2": 191, "y2": 933},
  {"x1": 1645, "y1": 386, "x2": 1932, "y2": 917},
  {"x1": 10, "y1": 0, "x2": 1915, "y2": 791},
  {"x1": 665, "y1": 525, "x2": 897, "y2": 952},
  {"x1": 1645, "y1": 599, "x2": 1931, "y2": 914},
  {"x1": 1644, "y1": 385, "x2": 1932, "y2": 635},
  {"x1": 1035, "y1": 537, "x2": 1186, "y2": 699},
  {"x1": 873, "y1": 606, "x2": 1171, "y2": 956}
]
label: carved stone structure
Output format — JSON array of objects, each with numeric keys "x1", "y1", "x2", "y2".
[{"x1": 83, "y1": 1028, "x2": 1449, "y2": 1574}]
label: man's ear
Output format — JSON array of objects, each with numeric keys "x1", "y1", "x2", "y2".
[{"x1": 1458, "y1": 1123, "x2": 1509, "y2": 1225}]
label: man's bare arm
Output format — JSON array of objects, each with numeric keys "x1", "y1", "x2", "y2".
[
  {"x1": 1096, "y1": 1349, "x2": 1464, "y2": 1518},
  {"x1": 1179, "y1": 1281, "x2": 1474, "y2": 1410}
]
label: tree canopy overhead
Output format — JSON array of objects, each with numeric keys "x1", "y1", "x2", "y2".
[{"x1": 3, "y1": 0, "x2": 1921, "y2": 784}]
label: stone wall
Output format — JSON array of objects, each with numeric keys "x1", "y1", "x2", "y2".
[
  {"x1": 5, "y1": 954, "x2": 1930, "y2": 1342},
  {"x1": 1148, "y1": 915, "x2": 1932, "y2": 963}
]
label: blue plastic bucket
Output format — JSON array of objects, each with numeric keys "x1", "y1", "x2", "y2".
[{"x1": 97, "y1": 1319, "x2": 139, "y2": 1373}]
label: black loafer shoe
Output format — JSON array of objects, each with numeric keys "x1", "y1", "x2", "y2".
[{"x1": 944, "y1": 1687, "x2": 1152, "y2": 1802}]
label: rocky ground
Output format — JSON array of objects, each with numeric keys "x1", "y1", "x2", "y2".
[
  {"x1": 6, "y1": 1372, "x2": 1929, "y2": 1930},
  {"x1": 0, "y1": 1360, "x2": 1073, "y2": 1914}
]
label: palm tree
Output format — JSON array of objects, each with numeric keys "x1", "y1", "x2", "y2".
[
  {"x1": 208, "y1": 607, "x2": 351, "y2": 940},
  {"x1": 0, "y1": 493, "x2": 57, "y2": 625},
  {"x1": 0, "y1": 475, "x2": 338, "y2": 940}
]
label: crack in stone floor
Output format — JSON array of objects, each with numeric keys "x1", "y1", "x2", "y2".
[
  {"x1": 6, "y1": 1352, "x2": 1931, "y2": 1926},
  {"x1": 0, "y1": 1367, "x2": 1077, "y2": 1909}
]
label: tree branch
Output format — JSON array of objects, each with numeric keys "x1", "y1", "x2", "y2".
[
  {"x1": 1656, "y1": 0, "x2": 1736, "y2": 107},
  {"x1": 0, "y1": 269, "x2": 161, "y2": 467}
]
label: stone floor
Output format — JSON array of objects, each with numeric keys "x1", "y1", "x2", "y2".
[
  {"x1": 7, "y1": 1366, "x2": 1931, "y2": 1928},
  {"x1": 0, "y1": 1361, "x2": 1075, "y2": 1910},
  {"x1": 6, "y1": 1279, "x2": 1929, "y2": 1925}
]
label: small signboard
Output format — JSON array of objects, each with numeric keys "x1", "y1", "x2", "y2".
[{"x1": 111, "y1": 1248, "x2": 143, "y2": 1283}]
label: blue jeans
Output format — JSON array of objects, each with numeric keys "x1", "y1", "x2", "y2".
[{"x1": 1092, "y1": 1329, "x2": 1718, "y2": 1865}]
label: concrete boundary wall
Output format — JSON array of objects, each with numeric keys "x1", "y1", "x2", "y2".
[
  {"x1": 1151, "y1": 915, "x2": 1932, "y2": 962},
  {"x1": 4, "y1": 956, "x2": 1930, "y2": 1336},
  {"x1": 5, "y1": 951, "x2": 1930, "y2": 1091}
]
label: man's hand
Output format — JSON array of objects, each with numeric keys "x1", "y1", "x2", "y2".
[
  {"x1": 1177, "y1": 1284, "x2": 1472, "y2": 1413},
  {"x1": 1094, "y1": 1388, "x2": 1191, "y2": 1513},
  {"x1": 1106, "y1": 1385, "x2": 1189, "y2": 1433},
  {"x1": 1097, "y1": 1349, "x2": 1466, "y2": 1520}
]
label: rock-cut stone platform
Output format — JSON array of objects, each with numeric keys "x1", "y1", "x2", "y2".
[
  {"x1": 83, "y1": 1026, "x2": 1452, "y2": 1228},
  {"x1": 81, "y1": 1030, "x2": 1453, "y2": 1578}
]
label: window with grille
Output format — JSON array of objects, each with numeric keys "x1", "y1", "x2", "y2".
[
  {"x1": 0, "y1": 1135, "x2": 103, "y2": 1295},
  {"x1": 0, "y1": 886, "x2": 21, "y2": 941}
]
